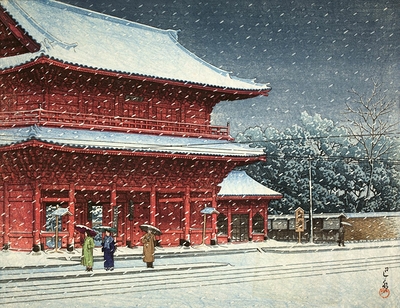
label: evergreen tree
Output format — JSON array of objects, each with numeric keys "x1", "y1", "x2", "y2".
[{"x1": 236, "y1": 111, "x2": 399, "y2": 213}]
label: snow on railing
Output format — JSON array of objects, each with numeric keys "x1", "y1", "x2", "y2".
[{"x1": 0, "y1": 109, "x2": 231, "y2": 139}]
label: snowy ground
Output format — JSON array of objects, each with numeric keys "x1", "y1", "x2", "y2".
[{"x1": 1, "y1": 240, "x2": 399, "y2": 307}]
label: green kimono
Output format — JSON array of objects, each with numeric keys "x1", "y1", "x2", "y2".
[{"x1": 81, "y1": 235, "x2": 94, "y2": 268}]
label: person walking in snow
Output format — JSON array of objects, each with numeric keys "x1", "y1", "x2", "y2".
[
  {"x1": 102, "y1": 230, "x2": 115, "y2": 271},
  {"x1": 81, "y1": 231, "x2": 94, "y2": 271},
  {"x1": 141, "y1": 229, "x2": 155, "y2": 268},
  {"x1": 338, "y1": 226, "x2": 345, "y2": 247}
]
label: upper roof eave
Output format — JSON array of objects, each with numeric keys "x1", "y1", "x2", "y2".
[
  {"x1": 0, "y1": 54, "x2": 271, "y2": 96},
  {"x1": 0, "y1": 0, "x2": 271, "y2": 94}
]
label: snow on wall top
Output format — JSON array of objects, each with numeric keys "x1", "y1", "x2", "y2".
[
  {"x1": 269, "y1": 212, "x2": 400, "y2": 219},
  {"x1": 345, "y1": 212, "x2": 400, "y2": 218},
  {"x1": 218, "y1": 170, "x2": 282, "y2": 196},
  {"x1": 0, "y1": 126, "x2": 265, "y2": 157},
  {"x1": 0, "y1": 0, "x2": 271, "y2": 92},
  {"x1": 268, "y1": 213, "x2": 347, "y2": 220}
]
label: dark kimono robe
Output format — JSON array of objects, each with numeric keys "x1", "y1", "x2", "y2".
[{"x1": 102, "y1": 235, "x2": 115, "y2": 269}]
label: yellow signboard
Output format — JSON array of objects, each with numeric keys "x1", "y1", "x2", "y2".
[{"x1": 295, "y1": 207, "x2": 305, "y2": 233}]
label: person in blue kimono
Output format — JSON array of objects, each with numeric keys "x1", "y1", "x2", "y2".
[{"x1": 101, "y1": 230, "x2": 115, "y2": 271}]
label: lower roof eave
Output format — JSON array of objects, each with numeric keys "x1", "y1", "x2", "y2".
[{"x1": 0, "y1": 140, "x2": 266, "y2": 162}]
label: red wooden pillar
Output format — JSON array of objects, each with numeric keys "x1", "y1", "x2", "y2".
[
  {"x1": 264, "y1": 202, "x2": 269, "y2": 239},
  {"x1": 68, "y1": 183, "x2": 75, "y2": 246},
  {"x1": 150, "y1": 185, "x2": 156, "y2": 225},
  {"x1": 227, "y1": 203, "x2": 232, "y2": 241},
  {"x1": 110, "y1": 183, "x2": 117, "y2": 225},
  {"x1": 183, "y1": 186, "x2": 191, "y2": 241},
  {"x1": 0, "y1": 185, "x2": 3, "y2": 247},
  {"x1": 211, "y1": 188, "x2": 217, "y2": 243},
  {"x1": 33, "y1": 181, "x2": 41, "y2": 245},
  {"x1": 3, "y1": 183, "x2": 10, "y2": 245},
  {"x1": 249, "y1": 206, "x2": 253, "y2": 240},
  {"x1": 110, "y1": 183, "x2": 117, "y2": 207}
]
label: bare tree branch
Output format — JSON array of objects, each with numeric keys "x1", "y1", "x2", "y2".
[{"x1": 343, "y1": 80, "x2": 399, "y2": 211}]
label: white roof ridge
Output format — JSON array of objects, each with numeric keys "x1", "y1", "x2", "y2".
[{"x1": 7, "y1": 0, "x2": 77, "y2": 50}]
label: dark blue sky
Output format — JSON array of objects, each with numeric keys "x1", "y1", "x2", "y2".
[{"x1": 59, "y1": 0, "x2": 399, "y2": 134}]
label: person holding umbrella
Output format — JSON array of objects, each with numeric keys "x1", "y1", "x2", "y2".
[
  {"x1": 141, "y1": 229, "x2": 156, "y2": 268},
  {"x1": 338, "y1": 221, "x2": 351, "y2": 247},
  {"x1": 338, "y1": 225, "x2": 345, "y2": 247},
  {"x1": 102, "y1": 229, "x2": 115, "y2": 271},
  {"x1": 81, "y1": 230, "x2": 95, "y2": 272},
  {"x1": 140, "y1": 224, "x2": 161, "y2": 268}
]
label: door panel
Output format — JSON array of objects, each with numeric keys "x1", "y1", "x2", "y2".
[{"x1": 231, "y1": 214, "x2": 249, "y2": 242}]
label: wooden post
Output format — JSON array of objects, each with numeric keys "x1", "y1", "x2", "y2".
[{"x1": 202, "y1": 210, "x2": 207, "y2": 245}]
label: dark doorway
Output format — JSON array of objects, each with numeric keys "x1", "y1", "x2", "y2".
[
  {"x1": 88, "y1": 202, "x2": 103, "y2": 246},
  {"x1": 231, "y1": 214, "x2": 249, "y2": 242}
]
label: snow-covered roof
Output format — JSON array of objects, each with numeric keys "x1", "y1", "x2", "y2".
[
  {"x1": 218, "y1": 170, "x2": 282, "y2": 197},
  {"x1": 0, "y1": 0, "x2": 271, "y2": 93},
  {"x1": 0, "y1": 126, "x2": 264, "y2": 157}
]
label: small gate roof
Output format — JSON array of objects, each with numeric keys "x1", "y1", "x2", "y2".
[
  {"x1": 218, "y1": 170, "x2": 282, "y2": 197},
  {"x1": 0, "y1": 0, "x2": 270, "y2": 93}
]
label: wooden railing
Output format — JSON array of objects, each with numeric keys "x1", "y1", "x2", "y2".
[{"x1": 0, "y1": 109, "x2": 231, "y2": 139}]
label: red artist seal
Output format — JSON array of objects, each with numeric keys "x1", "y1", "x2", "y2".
[
  {"x1": 379, "y1": 267, "x2": 390, "y2": 298},
  {"x1": 379, "y1": 287, "x2": 390, "y2": 298}
]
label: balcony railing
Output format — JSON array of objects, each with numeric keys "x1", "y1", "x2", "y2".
[{"x1": 0, "y1": 109, "x2": 231, "y2": 139}]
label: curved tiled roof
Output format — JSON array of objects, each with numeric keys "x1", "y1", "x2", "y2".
[
  {"x1": 0, "y1": 0, "x2": 271, "y2": 93},
  {"x1": 0, "y1": 126, "x2": 265, "y2": 158}
]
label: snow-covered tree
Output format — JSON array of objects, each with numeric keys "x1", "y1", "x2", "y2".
[{"x1": 236, "y1": 111, "x2": 399, "y2": 213}]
